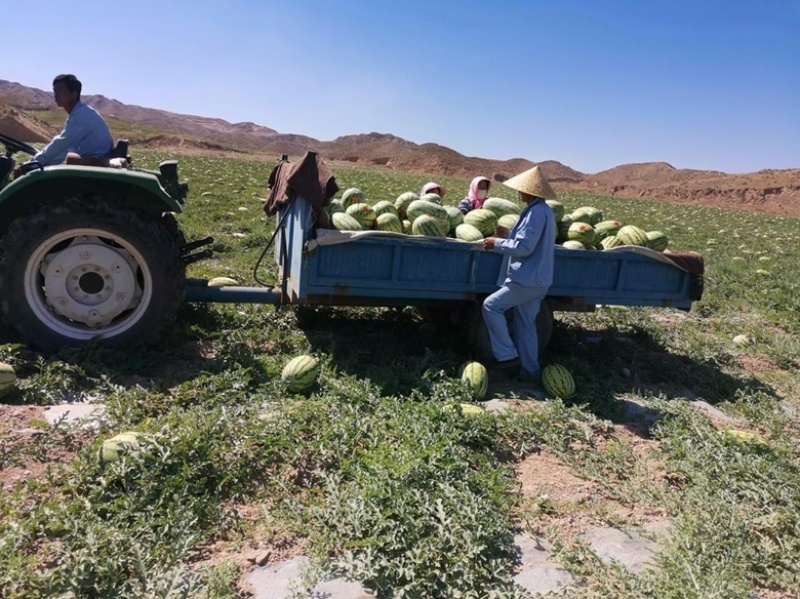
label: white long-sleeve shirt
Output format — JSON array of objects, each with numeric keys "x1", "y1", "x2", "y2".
[{"x1": 33, "y1": 102, "x2": 114, "y2": 166}]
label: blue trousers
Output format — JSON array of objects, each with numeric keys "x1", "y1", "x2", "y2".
[{"x1": 483, "y1": 282, "x2": 548, "y2": 376}]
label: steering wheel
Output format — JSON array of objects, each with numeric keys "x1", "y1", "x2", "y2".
[{"x1": 0, "y1": 133, "x2": 38, "y2": 156}]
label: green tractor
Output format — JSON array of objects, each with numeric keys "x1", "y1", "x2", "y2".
[{"x1": 0, "y1": 133, "x2": 200, "y2": 352}]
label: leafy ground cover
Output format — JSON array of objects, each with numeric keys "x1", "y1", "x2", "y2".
[{"x1": 0, "y1": 150, "x2": 798, "y2": 598}]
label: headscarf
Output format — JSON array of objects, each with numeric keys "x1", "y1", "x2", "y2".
[
  {"x1": 468, "y1": 176, "x2": 491, "y2": 209},
  {"x1": 421, "y1": 182, "x2": 445, "y2": 197}
]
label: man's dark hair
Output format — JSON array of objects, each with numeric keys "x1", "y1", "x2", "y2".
[{"x1": 53, "y1": 74, "x2": 82, "y2": 96}]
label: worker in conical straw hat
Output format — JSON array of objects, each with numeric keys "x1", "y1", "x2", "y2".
[{"x1": 482, "y1": 165, "x2": 557, "y2": 383}]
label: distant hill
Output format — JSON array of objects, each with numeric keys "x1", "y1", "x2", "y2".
[{"x1": 1, "y1": 79, "x2": 798, "y2": 216}]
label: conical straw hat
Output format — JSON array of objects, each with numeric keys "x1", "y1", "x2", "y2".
[{"x1": 502, "y1": 165, "x2": 557, "y2": 200}]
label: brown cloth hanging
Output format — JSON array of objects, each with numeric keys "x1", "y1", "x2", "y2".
[{"x1": 263, "y1": 151, "x2": 339, "y2": 217}]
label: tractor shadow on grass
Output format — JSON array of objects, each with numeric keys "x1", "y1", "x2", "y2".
[{"x1": 542, "y1": 320, "x2": 779, "y2": 437}]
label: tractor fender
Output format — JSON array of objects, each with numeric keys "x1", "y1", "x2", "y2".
[{"x1": 0, "y1": 165, "x2": 183, "y2": 233}]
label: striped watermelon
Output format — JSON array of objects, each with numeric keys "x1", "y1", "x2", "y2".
[
  {"x1": 372, "y1": 200, "x2": 398, "y2": 217},
  {"x1": 482, "y1": 197, "x2": 521, "y2": 217},
  {"x1": 455, "y1": 223, "x2": 484, "y2": 242},
  {"x1": 445, "y1": 206, "x2": 464, "y2": 233},
  {"x1": 593, "y1": 220, "x2": 622, "y2": 241},
  {"x1": 542, "y1": 364, "x2": 576, "y2": 399},
  {"x1": 460, "y1": 361, "x2": 489, "y2": 400},
  {"x1": 402, "y1": 219, "x2": 412, "y2": 234},
  {"x1": 577, "y1": 206, "x2": 603, "y2": 225},
  {"x1": 328, "y1": 199, "x2": 344, "y2": 215},
  {"x1": 616, "y1": 225, "x2": 649, "y2": 247},
  {"x1": 567, "y1": 222, "x2": 596, "y2": 246},
  {"x1": 463, "y1": 208, "x2": 498, "y2": 237},
  {"x1": 98, "y1": 432, "x2": 144, "y2": 467},
  {"x1": 282, "y1": 355, "x2": 320, "y2": 391},
  {"x1": 412, "y1": 214, "x2": 447, "y2": 237},
  {"x1": 561, "y1": 240, "x2": 586, "y2": 250},
  {"x1": 646, "y1": 231, "x2": 669, "y2": 251},
  {"x1": 556, "y1": 215, "x2": 573, "y2": 242},
  {"x1": 570, "y1": 208, "x2": 593, "y2": 224},
  {"x1": 345, "y1": 203, "x2": 377, "y2": 228},
  {"x1": 497, "y1": 214, "x2": 519, "y2": 230},
  {"x1": 546, "y1": 200, "x2": 566, "y2": 222},
  {"x1": 341, "y1": 188, "x2": 364, "y2": 208},
  {"x1": 395, "y1": 192, "x2": 419, "y2": 217},
  {"x1": 0, "y1": 363, "x2": 15, "y2": 398},
  {"x1": 332, "y1": 212, "x2": 363, "y2": 231},
  {"x1": 406, "y1": 200, "x2": 449, "y2": 230},
  {"x1": 420, "y1": 192, "x2": 443, "y2": 205},
  {"x1": 600, "y1": 235, "x2": 624, "y2": 250},
  {"x1": 376, "y1": 213, "x2": 404, "y2": 232}
]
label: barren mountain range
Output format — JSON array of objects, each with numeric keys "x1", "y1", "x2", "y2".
[{"x1": 2, "y1": 79, "x2": 798, "y2": 216}]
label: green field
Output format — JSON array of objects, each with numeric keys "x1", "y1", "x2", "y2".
[{"x1": 1, "y1": 149, "x2": 798, "y2": 598}]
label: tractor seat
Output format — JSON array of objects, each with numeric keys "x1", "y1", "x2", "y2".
[
  {"x1": 0, "y1": 156, "x2": 13, "y2": 182},
  {"x1": 107, "y1": 139, "x2": 129, "y2": 159}
]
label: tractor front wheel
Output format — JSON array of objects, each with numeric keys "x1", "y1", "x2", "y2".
[{"x1": 0, "y1": 198, "x2": 185, "y2": 351}]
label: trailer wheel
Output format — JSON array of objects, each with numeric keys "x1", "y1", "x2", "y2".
[
  {"x1": 468, "y1": 298, "x2": 554, "y2": 361},
  {"x1": 0, "y1": 198, "x2": 185, "y2": 352}
]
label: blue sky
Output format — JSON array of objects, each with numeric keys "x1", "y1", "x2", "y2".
[{"x1": 7, "y1": 0, "x2": 799, "y2": 173}]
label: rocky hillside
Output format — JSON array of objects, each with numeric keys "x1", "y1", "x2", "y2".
[{"x1": 1, "y1": 79, "x2": 798, "y2": 216}]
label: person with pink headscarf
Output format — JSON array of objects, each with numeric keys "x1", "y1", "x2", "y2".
[
  {"x1": 420, "y1": 182, "x2": 445, "y2": 203},
  {"x1": 458, "y1": 176, "x2": 491, "y2": 214}
]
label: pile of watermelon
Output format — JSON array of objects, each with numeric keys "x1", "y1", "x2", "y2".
[
  {"x1": 549, "y1": 200, "x2": 669, "y2": 252},
  {"x1": 328, "y1": 188, "x2": 523, "y2": 242}
]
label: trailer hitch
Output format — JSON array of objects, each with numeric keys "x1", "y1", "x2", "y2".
[{"x1": 180, "y1": 236, "x2": 214, "y2": 265}]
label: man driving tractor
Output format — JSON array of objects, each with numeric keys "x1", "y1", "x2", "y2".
[{"x1": 14, "y1": 74, "x2": 113, "y2": 176}]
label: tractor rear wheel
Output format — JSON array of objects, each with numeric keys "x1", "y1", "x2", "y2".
[{"x1": 0, "y1": 197, "x2": 185, "y2": 351}]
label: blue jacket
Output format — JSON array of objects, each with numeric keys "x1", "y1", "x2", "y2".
[
  {"x1": 33, "y1": 102, "x2": 114, "y2": 166},
  {"x1": 493, "y1": 199, "x2": 556, "y2": 287}
]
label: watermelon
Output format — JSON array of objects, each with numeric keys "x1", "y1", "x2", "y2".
[
  {"x1": 646, "y1": 231, "x2": 669, "y2": 252},
  {"x1": 616, "y1": 225, "x2": 649, "y2": 247},
  {"x1": 328, "y1": 199, "x2": 344, "y2": 215},
  {"x1": 282, "y1": 355, "x2": 320, "y2": 392},
  {"x1": 98, "y1": 432, "x2": 144, "y2": 467},
  {"x1": 460, "y1": 361, "x2": 489, "y2": 400},
  {"x1": 345, "y1": 203, "x2": 377, "y2": 228},
  {"x1": 567, "y1": 222, "x2": 595, "y2": 246},
  {"x1": 406, "y1": 200, "x2": 449, "y2": 230},
  {"x1": 208, "y1": 276, "x2": 239, "y2": 287},
  {"x1": 593, "y1": 220, "x2": 623, "y2": 241},
  {"x1": 570, "y1": 209, "x2": 593, "y2": 224},
  {"x1": 463, "y1": 208, "x2": 498, "y2": 237},
  {"x1": 545, "y1": 200, "x2": 566, "y2": 222},
  {"x1": 0, "y1": 363, "x2": 16, "y2": 398},
  {"x1": 497, "y1": 214, "x2": 519, "y2": 230},
  {"x1": 376, "y1": 213, "x2": 403, "y2": 232},
  {"x1": 542, "y1": 364, "x2": 576, "y2": 399},
  {"x1": 341, "y1": 188, "x2": 364, "y2": 208},
  {"x1": 402, "y1": 219, "x2": 412, "y2": 234},
  {"x1": 444, "y1": 206, "x2": 464, "y2": 233},
  {"x1": 443, "y1": 403, "x2": 485, "y2": 416},
  {"x1": 575, "y1": 206, "x2": 603, "y2": 225},
  {"x1": 420, "y1": 192, "x2": 443, "y2": 205},
  {"x1": 395, "y1": 192, "x2": 419, "y2": 217},
  {"x1": 561, "y1": 240, "x2": 586, "y2": 250},
  {"x1": 556, "y1": 215, "x2": 573, "y2": 242},
  {"x1": 411, "y1": 214, "x2": 447, "y2": 237},
  {"x1": 482, "y1": 197, "x2": 521, "y2": 218},
  {"x1": 372, "y1": 200, "x2": 398, "y2": 217},
  {"x1": 455, "y1": 223, "x2": 484, "y2": 242},
  {"x1": 600, "y1": 235, "x2": 624, "y2": 250},
  {"x1": 332, "y1": 212, "x2": 363, "y2": 231}
]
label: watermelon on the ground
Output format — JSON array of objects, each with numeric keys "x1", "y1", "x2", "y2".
[
  {"x1": 460, "y1": 361, "x2": 489, "y2": 400},
  {"x1": 542, "y1": 364, "x2": 576, "y2": 399},
  {"x1": 98, "y1": 432, "x2": 144, "y2": 467},
  {"x1": 395, "y1": 192, "x2": 419, "y2": 217},
  {"x1": 0, "y1": 363, "x2": 16, "y2": 398},
  {"x1": 455, "y1": 223, "x2": 484, "y2": 242},
  {"x1": 463, "y1": 208, "x2": 498, "y2": 237},
  {"x1": 332, "y1": 212, "x2": 363, "y2": 231},
  {"x1": 482, "y1": 197, "x2": 521, "y2": 218},
  {"x1": 208, "y1": 277, "x2": 239, "y2": 287},
  {"x1": 282, "y1": 355, "x2": 320, "y2": 392}
]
